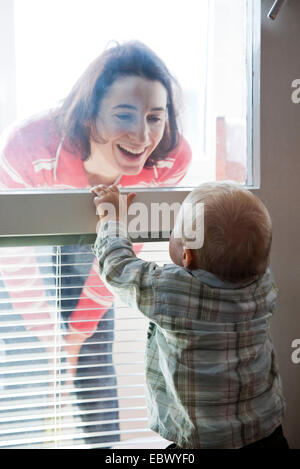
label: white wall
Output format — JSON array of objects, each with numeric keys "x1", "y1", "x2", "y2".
[
  {"x1": 0, "y1": 0, "x2": 16, "y2": 132},
  {"x1": 257, "y1": 0, "x2": 300, "y2": 449}
]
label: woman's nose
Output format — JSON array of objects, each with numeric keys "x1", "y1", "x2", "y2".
[{"x1": 130, "y1": 119, "x2": 149, "y2": 144}]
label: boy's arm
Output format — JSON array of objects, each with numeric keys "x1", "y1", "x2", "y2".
[{"x1": 92, "y1": 220, "x2": 157, "y2": 320}]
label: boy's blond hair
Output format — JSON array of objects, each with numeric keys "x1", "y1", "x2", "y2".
[{"x1": 181, "y1": 182, "x2": 272, "y2": 282}]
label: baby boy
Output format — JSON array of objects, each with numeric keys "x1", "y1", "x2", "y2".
[{"x1": 91, "y1": 182, "x2": 287, "y2": 449}]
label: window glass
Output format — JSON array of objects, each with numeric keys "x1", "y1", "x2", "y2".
[{"x1": 0, "y1": 0, "x2": 250, "y2": 192}]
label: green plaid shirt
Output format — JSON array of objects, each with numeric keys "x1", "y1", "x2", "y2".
[{"x1": 92, "y1": 221, "x2": 286, "y2": 449}]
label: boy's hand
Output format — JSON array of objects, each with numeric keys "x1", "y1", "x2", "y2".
[{"x1": 90, "y1": 184, "x2": 136, "y2": 229}]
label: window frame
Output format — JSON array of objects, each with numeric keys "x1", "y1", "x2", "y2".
[{"x1": 0, "y1": 0, "x2": 261, "y2": 247}]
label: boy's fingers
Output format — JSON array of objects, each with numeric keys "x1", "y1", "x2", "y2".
[
  {"x1": 107, "y1": 184, "x2": 120, "y2": 194},
  {"x1": 93, "y1": 195, "x2": 108, "y2": 206},
  {"x1": 93, "y1": 196, "x2": 102, "y2": 207},
  {"x1": 127, "y1": 192, "x2": 136, "y2": 208},
  {"x1": 90, "y1": 184, "x2": 109, "y2": 195}
]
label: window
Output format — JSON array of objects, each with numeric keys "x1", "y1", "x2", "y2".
[
  {"x1": 0, "y1": 0, "x2": 260, "y2": 193},
  {"x1": 0, "y1": 0, "x2": 260, "y2": 448}
]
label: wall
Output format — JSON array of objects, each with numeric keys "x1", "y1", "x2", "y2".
[
  {"x1": 257, "y1": 0, "x2": 300, "y2": 449},
  {"x1": 0, "y1": 0, "x2": 16, "y2": 132}
]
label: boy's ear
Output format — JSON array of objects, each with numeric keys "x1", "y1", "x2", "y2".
[{"x1": 182, "y1": 248, "x2": 193, "y2": 268}]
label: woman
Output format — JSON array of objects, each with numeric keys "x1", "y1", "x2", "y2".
[{"x1": 0, "y1": 41, "x2": 191, "y2": 446}]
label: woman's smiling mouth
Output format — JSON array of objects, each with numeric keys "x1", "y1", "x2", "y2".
[{"x1": 117, "y1": 144, "x2": 147, "y2": 159}]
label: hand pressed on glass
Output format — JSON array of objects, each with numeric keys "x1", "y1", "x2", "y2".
[{"x1": 91, "y1": 184, "x2": 136, "y2": 228}]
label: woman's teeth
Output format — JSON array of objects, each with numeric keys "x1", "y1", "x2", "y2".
[{"x1": 118, "y1": 144, "x2": 145, "y2": 156}]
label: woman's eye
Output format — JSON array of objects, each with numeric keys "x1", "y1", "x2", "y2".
[
  {"x1": 115, "y1": 114, "x2": 134, "y2": 121},
  {"x1": 148, "y1": 116, "x2": 162, "y2": 123}
]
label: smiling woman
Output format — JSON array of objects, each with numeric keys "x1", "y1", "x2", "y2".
[{"x1": 0, "y1": 41, "x2": 191, "y2": 191}]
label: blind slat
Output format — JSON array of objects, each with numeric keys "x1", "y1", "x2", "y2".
[
  {"x1": 0, "y1": 316, "x2": 145, "y2": 329},
  {"x1": 0, "y1": 305, "x2": 138, "y2": 318},
  {"x1": 0, "y1": 247, "x2": 167, "y2": 259},
  {"x1": 0, "y1": 371, "x2": 145, "y2": 389},
  {"x1": 0, "y1": 359, "x2": 145, "y2": 376},
  {"x1": 0, "y1": 416, "x2": 148, "y2": 436},
  {"x1": 0, "y1": 426, "x2": 152, "y2": 448},
  {"x1": 0, "y1": 327, "x2": 146, "y2": 340},
  {"x1": 0, "y1": 382, "x2": 146, "y2": 400},
  {"x1": 0, "y1": 405, "x2": 148, "y2": 424},
  {"x1": 0, "y1": 394, "x2": 147, "y2": 412},
  {"x1": 0, "y1": 338, "x2": 145, "y2": 353}
]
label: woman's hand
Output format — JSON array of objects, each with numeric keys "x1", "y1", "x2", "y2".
[{"x1": 91, "y1": 184, "x2": 136, "y2": 228}]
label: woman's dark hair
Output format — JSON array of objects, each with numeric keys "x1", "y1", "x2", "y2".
[{"x1": 53, "y1": 41, "x2": 181, "y2": 166}]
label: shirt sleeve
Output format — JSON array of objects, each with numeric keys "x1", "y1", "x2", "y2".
[
  {"x1": 92, "y1": 221, "x2": 157, "y2": 320},
  {"x1": 0, "y1": 125, "x2": 35, "y2": 189}
]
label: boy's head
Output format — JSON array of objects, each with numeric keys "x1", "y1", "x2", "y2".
[{"x1": 169, "y1": 182, "x2": 272, "y2": 282}]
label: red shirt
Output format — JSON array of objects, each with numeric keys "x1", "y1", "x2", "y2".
[{"x1": 0, "y1": 114, "x2": 191, "y2": 335}]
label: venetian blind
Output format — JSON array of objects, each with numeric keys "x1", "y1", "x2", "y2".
[{"x1": 0, "y1": 241, "x2": 170, "y2": 449}]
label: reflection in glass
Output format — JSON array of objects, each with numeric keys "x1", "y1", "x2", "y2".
[{"x1": 1, "y1": 0, "x2": 250, "y2": 188}]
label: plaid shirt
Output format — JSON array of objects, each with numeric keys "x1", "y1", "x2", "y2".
[{"x1": 92, "y1": 221, "x2": 286, "y2": 449}]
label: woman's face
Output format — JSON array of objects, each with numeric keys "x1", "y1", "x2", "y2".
[{"x1": 91, "y1": 75, "x2": 168, "y2": 177}]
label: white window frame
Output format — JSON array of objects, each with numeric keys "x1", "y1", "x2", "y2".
[{"x1": 0, "y1": 0, "x2": 261, "y2": 246}]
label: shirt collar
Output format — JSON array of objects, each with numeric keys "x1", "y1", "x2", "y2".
[{"x1": 189, "y1": 268, "x2": 260, "y2": 289}]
